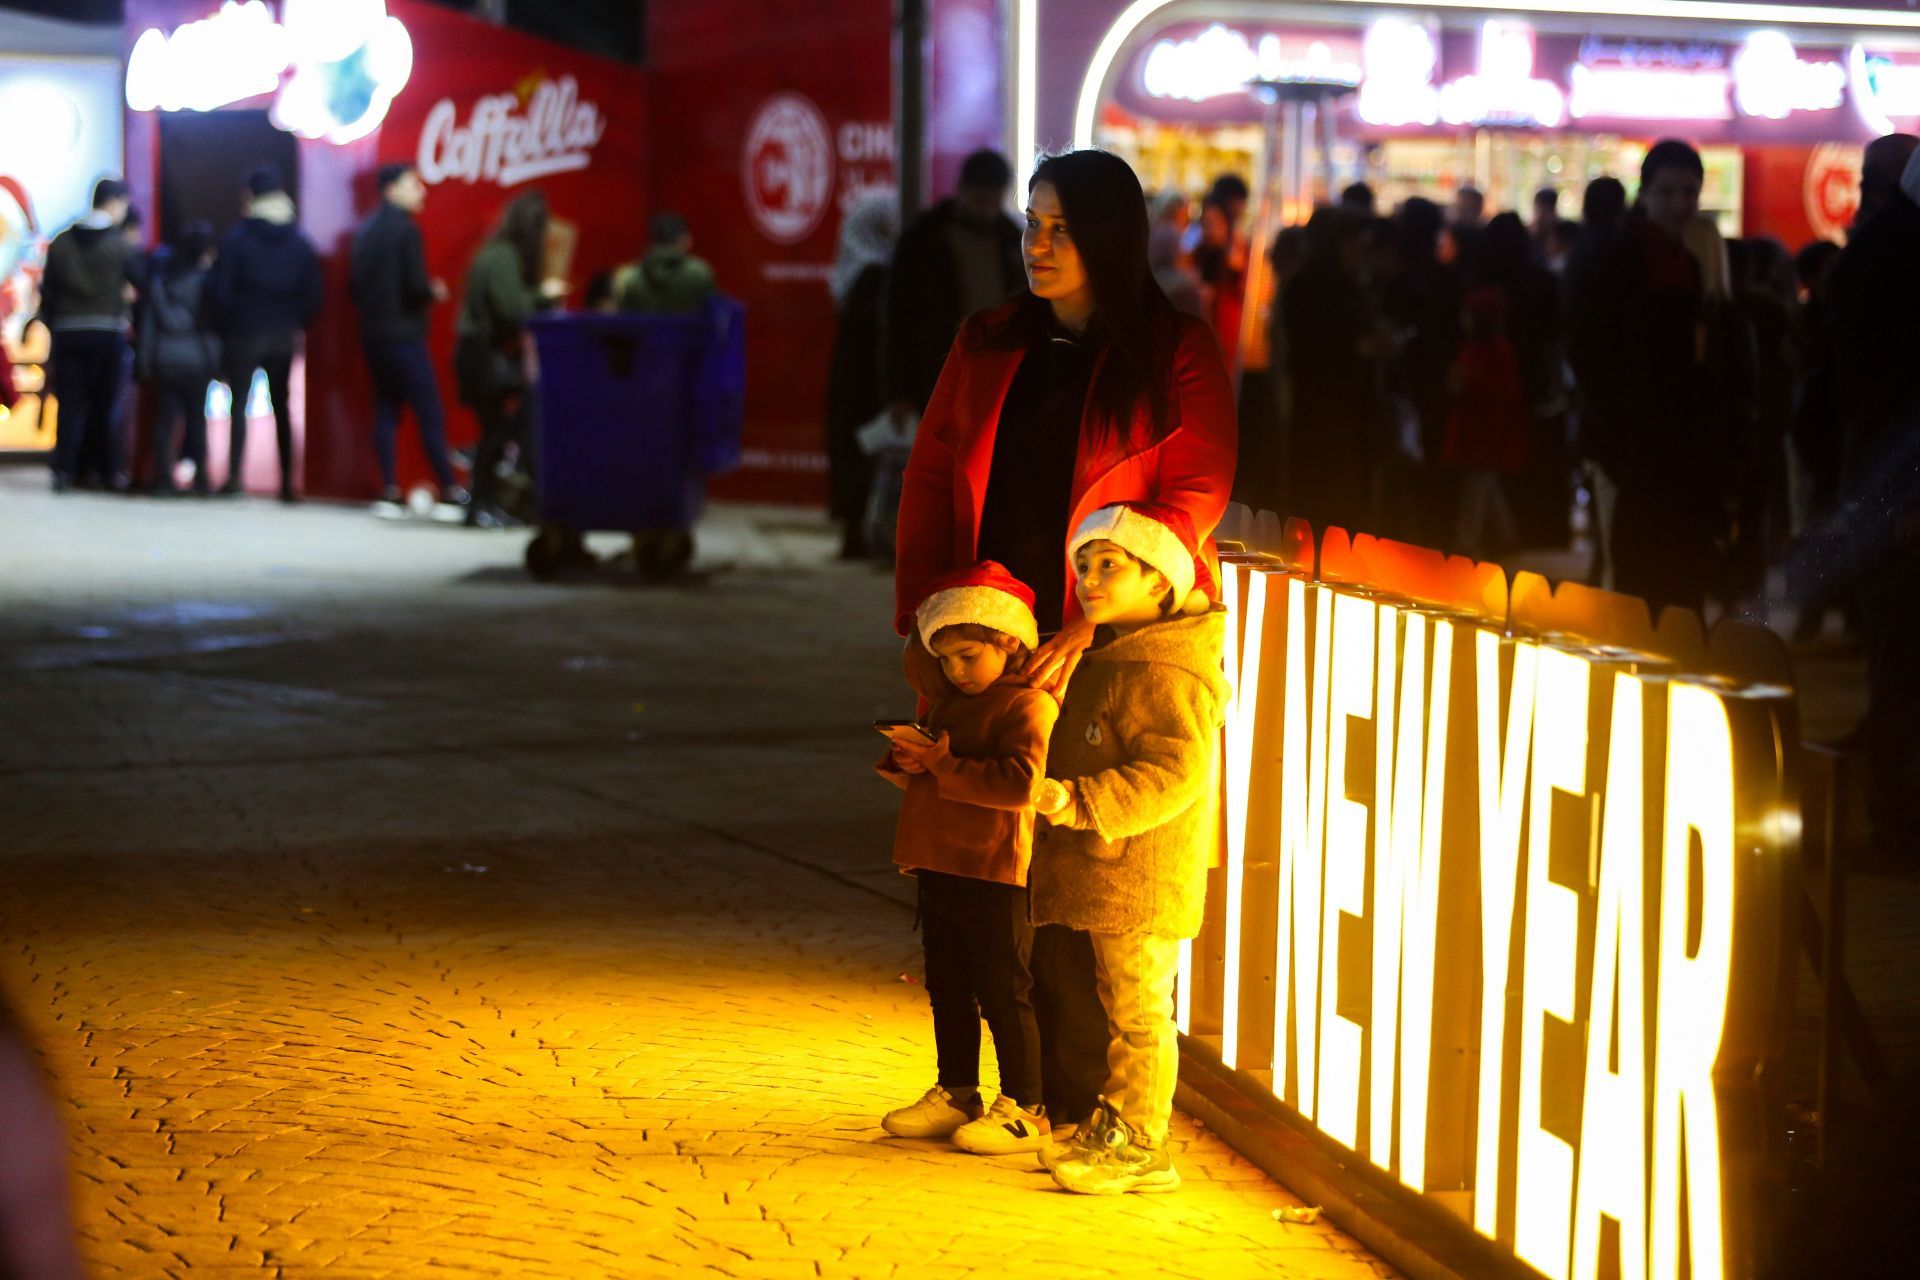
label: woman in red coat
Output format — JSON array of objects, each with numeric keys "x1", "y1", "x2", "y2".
[{"x1": 891, "y1": 148, "x2": 1237, "y2": 1136}]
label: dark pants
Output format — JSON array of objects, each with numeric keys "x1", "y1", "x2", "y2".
[
  {"x1": 918, "y1": 871, "x2": 1041, "y2": 1108},
  {"x1": 152, "y1": 372, "x2": 211, "y2": 492},
  {"x1": 1031, "y1": 922, "x2": 1110, "y2": 1124},
  {"x1": 225, "y1": 332, "x2": 296, "y2": 489},
  {"x1": 455, "y1": 336, "x2": 534, "y2": 513},
  {"x1": 49, "y1": 329, "x2": 126, "y2": 484},
  {"x1": 364, "y1": 339, "x2": 455, "y2": 492}
]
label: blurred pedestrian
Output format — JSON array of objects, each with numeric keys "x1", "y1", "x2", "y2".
[
  {"x1": 1475, "y1": 211, "x2": 1567, "y2": 546},
  {"x1": 614, "y1": 211, "x2": 715, "y2": 314},
  {"x1": 1282, "y1": 206, "x2": 1377, "y2": 533},
  {"x1": 1442, "y1": 287, "x2": 1528, "y2": 556},
  {"x1": 1530, "y1": 186, "x2": 1560, "y2": 247},
  {"x1": 1542, "y1": 218, "x2": 1580, "y2": 276},
  {"x1": 892, "y1": 149, "x2": 1235, "y2": 1137},
  {"x1": 1568, "y1": 140, "x2": 1737, "y2": 615},
  {"x1": 41, "y1": 177, "x2": 136, "y2": 492},
  {"x1": 1786, "y1": 238, "x2": 1844, "y2": 636},
  {"x1": 351, "y1": 162, "x2": 463, "y2": 509},
  {"x1": 1724, "y1": 236, "x2": 1796, "y2": 612},
  {"x1": 1192, "y1": 181, "x2": 1249, "y2": 352},
  {"x1": 1147, "y1": 191, "x2": 1203, "y2": 319},
  {"x1": 0, "y1": 997, "x2": 84, "y2": 1280},
  {"x1": 1340, "y1": 181, "x2": 1377, "y2": 218},
  {"x1": 1828, "y1": 135, "x2": 1920, "y2": 859},
  {"x1": 824, "y1": 190, "x2": 897, "y2": 560},
  {"x1": 455, "y1": 190, "x2": 556, "y2": 530},
  {"x1": 885, "y1": 150, "x2": 1024, "y2": 428},
  {"x1": 1379, "y1": 196, "x2": 1463, "y2": 541},
  {"x1": 206, "y1": 165, "x2": 323, "y2": 502},
  {"x1": 1449, "y1": 184, "x2": 1486, "y2": 272},
  {"x1": 139, "y1": 221, "x2": 219, "y2": 497}
]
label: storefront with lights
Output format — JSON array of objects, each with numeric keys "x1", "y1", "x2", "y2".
[
  {"x1": 0, "y1": 1, "x2": 650, "y2": 494},
  {"x1": 1006, "y1": 1, "x2": 1920, "y2": 247}
]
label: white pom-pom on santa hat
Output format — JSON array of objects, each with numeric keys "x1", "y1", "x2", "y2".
[
  {"x1": 914, "y1": 560, "x2": 1041, "y2": 652},
  {"x1": 1070, "y1": 500, "x2": 1214, "y2": 614}
]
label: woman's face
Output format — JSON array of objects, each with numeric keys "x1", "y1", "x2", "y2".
[{"x1": 1023, "y1": 181, "x2": 1091, "y2": 311}]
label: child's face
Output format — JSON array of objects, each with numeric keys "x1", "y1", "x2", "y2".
[
  {"x1": 930, "y1": 633, "x2": 1010, "y2": 696},
  {"x1": 1074, "y1": 539, "x2": 1168, "y2": 629}
]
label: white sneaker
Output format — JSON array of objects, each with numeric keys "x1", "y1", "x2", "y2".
[
  {"x1": 881, "y1": 1085, "x2": 981, "y2": 1138},
  {"x1": 951, "y1": 1095, "x2": 1050, "y2": 1154}
]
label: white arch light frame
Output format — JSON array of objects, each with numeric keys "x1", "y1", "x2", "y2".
[{"x1": 1004, "y1": 0, "x2": 1920, "y2": 158}]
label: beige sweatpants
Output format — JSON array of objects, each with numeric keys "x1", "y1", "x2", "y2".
[{"x1": 1089, "y1": 930, "x2": 1183, "y2": 1149}]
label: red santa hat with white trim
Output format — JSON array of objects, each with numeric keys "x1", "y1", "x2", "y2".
[
  {"x1": 914, "y1": 560, "x2": 1041, "y2": 652},
  {"x1": 1069, "y1": 500, "x2": 1214, "y2": 614}
]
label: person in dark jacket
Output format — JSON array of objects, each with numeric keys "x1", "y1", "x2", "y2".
[
  {"x1": 884, "y1": 150, "x2": 1025, "y2": 424},
  {"x1": 40, "y1": 177, "x2": 136, "y2": 492},
  {"x1": 139, "y1": 222, "x2": 219, "y2": 496},
  {"x1": 1473, "y1": 212, "x2": 1567, "y2": 545},
  {"x1": 455, "y1": 189, "x2": 554, "y2": 529},
  {"x1": 614, "y1": 211, "x2": 716, "y2": 315},
  {"x1": 1568, "y1": 141, "x2": 1736, "y2": 615},
  {"x1": 351, "y1": 163, "x2": 461, "y2": 507},
  {"x1": 1379, "y1": 196, "x2": 1464, "y2": 543},
  {"x1": 206, "y1": 165, "x2": 323, "y2": 501},
  {"x1": 1282, "y1": 206, "x2": 1379, "y2": 535},
  {"x1": 824, "y1": 190, "x2": 896, "y2": 559},
  {"x1": 1827, "y1": 135, "x2": 1920, "y2": 860}
]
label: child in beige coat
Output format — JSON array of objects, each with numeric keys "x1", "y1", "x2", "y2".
[{"x1": 1030, "y1": 501, "x2": 1228, "y2": 1195}]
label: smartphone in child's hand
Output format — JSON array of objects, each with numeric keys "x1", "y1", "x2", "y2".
[{"x1": 874, "y1": 719, "x2": 937, "y2": 744}]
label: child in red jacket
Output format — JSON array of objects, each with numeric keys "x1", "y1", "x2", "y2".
[
  {"x1": 876, "y1": 562, "x2": 1060, "y2": 1154},
  {"x1": 1441, "y1": 286, "x2": 1530, "y2": 556}
]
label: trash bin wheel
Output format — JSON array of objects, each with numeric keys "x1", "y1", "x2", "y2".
[{"x1": 632, "y1": 528, "x2": 694, "y2": 581}]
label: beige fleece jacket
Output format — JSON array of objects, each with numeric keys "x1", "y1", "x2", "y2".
[{"x1": 1029, "y1": 604, "x2": 1228, "y2": 938}]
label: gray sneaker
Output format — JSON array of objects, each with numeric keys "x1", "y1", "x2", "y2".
[{"x1": 1052, "y1": 1137, "x2": 1180, "y2": 1194}]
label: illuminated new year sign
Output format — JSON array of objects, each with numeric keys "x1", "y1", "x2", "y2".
[{"x1": 1189, "y1": 540, "x2": 1793, "y2": 1280}]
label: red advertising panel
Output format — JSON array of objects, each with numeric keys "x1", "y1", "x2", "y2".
[{"x1": 647, "y1": 0, "x2": 892, "y2": 504}]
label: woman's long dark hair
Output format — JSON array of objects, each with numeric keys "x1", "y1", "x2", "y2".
[
  {"x1": 971, "y1": 149, "x2": 1179, "y2": 449},
  {"x1": 494, "y1": 190, "x2": 549, "y2": 285}
]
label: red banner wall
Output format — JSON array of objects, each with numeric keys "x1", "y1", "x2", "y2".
[{"x1": 646, "y1": 0, "x2": 893, "y2": 504}]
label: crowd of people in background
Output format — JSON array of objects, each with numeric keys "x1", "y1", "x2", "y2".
[
  {"x1": 33, "y1": 163, "x2": 715, "y2": 532},
  {"x1": 824, "y1": 134, "x2": 1920, "y2": 858}
]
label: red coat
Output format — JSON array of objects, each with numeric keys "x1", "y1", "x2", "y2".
[{"x1": 893, "y1": 302, "x2": 1239, "y2": 634}]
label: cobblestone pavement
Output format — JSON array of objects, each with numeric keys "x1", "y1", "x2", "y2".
[{"x1": 0, "y1": 474, "x2": 1393, "y2": 1279}]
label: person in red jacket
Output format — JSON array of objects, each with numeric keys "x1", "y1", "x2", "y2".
[{"x1": 891, "y1": 147, "x2": 1236, "y2": 1143}]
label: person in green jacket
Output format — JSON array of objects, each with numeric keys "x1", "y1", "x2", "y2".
[
  {"x1": 454, "y1": 190, "x2": 555, "y2": 528},
  {"x1": 613, "y1": 212, "x2": 716, "y2": 315}
]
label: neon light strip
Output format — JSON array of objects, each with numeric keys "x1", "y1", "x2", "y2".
[
  {"x1": 1014, "y1": 0, "x2": 1039, "y2": 169},
  {"x1": 1066, "y1": 0, "x2": 1920, "y2": 146}
]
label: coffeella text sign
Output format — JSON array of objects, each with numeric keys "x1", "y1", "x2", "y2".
[{"x1": 1190, "y1": 540, "x2": 1794, "y2": 1280}]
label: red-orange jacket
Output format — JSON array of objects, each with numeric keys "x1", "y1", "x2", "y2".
[{"x1": 892, "y1": 301, "x2": 1239, "y2": 635}]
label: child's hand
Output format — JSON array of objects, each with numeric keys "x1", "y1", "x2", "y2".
[
  {"x1": 1035, "y1": 778, "x2": 1077, "y2": 824},
  {"x1": 890, "y1": 743, "x2": 929, "y2": 774},
  {"x1": 890, "y1": 730, "x2": 951, "y2": 773}
]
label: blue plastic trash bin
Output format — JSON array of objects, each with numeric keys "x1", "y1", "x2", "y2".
[{"x1": 528, "y1": 296, "x2": 745, "y2": 536}]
